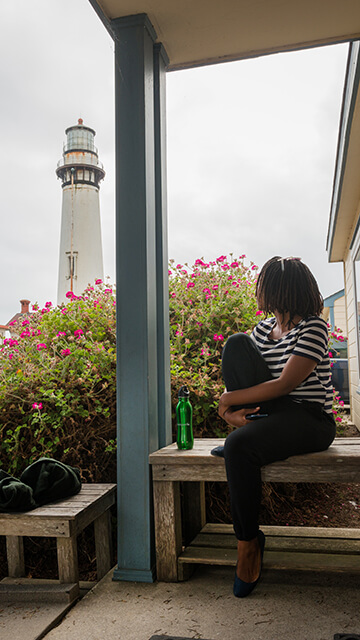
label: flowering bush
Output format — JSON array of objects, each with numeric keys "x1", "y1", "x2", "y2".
[
  {"x1": 0, "y1": 256, "x2": 348, "y2": 479},
  {"x1": 169, "y1": 255, "x2": 261, "y2": 436},
  {"x1": 0, "y1": 283, "x2": 116, "y2": 477}
]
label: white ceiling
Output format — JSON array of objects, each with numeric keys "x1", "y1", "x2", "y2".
[{"x1": 90, "y1": 0, "x2": 360, "y2": 69}]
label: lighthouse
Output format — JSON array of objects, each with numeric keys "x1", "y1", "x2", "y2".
[{"x1": 56, "y1": 119, "x2": 105, "y2": 304}]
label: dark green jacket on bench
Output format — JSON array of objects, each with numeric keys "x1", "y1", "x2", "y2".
[{"x1": 0, "y1": 458, "x2": 81, "y2": 512}]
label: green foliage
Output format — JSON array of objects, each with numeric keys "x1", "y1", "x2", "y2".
[
  {"x1": 0, "y1": 255, "x2": 347, "y2": 479},
  {"x1": 169, "y1": 255, "x2": 261, "y2": 436},
  {"x1": 0, "y1": 283, "x2": 116, "y2": 478}
]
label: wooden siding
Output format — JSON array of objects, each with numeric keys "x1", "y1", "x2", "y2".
[{"x1": 344, "y1": 251, "x2": 360, "y2": 427}]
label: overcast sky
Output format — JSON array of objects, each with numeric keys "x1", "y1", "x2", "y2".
[{"x1": 0, "y1": 1, "x2": 349, "y2": 323}]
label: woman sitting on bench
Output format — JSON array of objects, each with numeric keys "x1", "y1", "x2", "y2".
[{"x1": 216, "y1": 256, "x2": 335, "y2": 598}]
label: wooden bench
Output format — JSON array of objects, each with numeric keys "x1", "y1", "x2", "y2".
[
  {"x1": 0, "y1": 483, "x2": 116, "y2": 600},
  {"x1": 149, "y1": 438, "x2": 360, "y2": 581}
]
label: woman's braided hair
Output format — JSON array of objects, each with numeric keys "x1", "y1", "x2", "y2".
[{"x1": 256, "y1": 256, "x2": 323, "y2": 327}]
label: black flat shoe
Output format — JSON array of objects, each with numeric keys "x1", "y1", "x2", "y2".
[
  {"x1": 233, "y1": 530, "x2": 265, "y2": 598},
  {"x1": 210, "y1": 446, "x2": 224, "y2": 457}
]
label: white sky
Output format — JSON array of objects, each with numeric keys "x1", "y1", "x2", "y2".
[{"x1": 0, "y1": 1, "x2": 349, "y2": 323}]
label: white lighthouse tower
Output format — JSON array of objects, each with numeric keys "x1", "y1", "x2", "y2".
[{"x1": 56, "y1": 119, "x2": 105, "y2": 304}]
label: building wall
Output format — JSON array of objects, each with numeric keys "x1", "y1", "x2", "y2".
[
  {"x1": 333, "y1": 296, "x2": 347, "y2": 334},
  {"x1": 343, "y1": 252, "x2": 360, "y2": 427}
]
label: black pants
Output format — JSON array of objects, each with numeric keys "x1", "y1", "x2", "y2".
[{"x1": 222, "y1": 333, "x2": 336, "y2": 541}]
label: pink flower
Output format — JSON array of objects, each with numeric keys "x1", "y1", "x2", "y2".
[
  {"x1": 175, "y1": 330, "x2": 183, "y2": 336},
  {"x1": 187, "y1": 282, "x2": 195, "y2": 289},
  {"x1": 212, "y1": 285, "x2": 218, "y2": 290},
  {"x1": 329, "y1": 351, "x2": 333, "y2": 358},
  {"x1": 32, "y1": 304, "x2": 39, "y2": 311},
  {"x1": 95, "y1": 279, "x2": 103, "y2": 285},
  {"x1": 256, "y1": 310, "x2": 263, "y2": 316},
  {"x1": 251, "y1": 264, "x2": 258, "y2": 270},
  {"x1": 203, "y1": 288, "x2": 211, "y2": 294},
  {"x1": 61, "y1": 349, "x2": 71, "y2": 356},
  {"x1": 104, "y1": 288, "x2": 113, "y2": 294},
  {"x1": 32, "y1": 329, "x2": 41, "y2": 337},
  {"x1": 339, "y1": 400, "x2": 344, "y2": 406},
  {"x1": 205, "y1": 294, "x2": 212, "y2": 299},
  {"x1": 230, "y1": 261, "x2": 239, "y2": 268},
  {"x1": 22, "y1": 319, "x2": 30, "y2": 326},
  {"x1": 61, "y1": 308, "x2": 68, "y2": 315},
  {"x1": 36, "y1": 343, "x2": 47, "y2": 350},
  {"x1": 335, "y1": 417, "x2": 342, "y2": 422},
  {"x1": 170, "y1": 292, "x2": 176, "y2": 298},
  {"x1": 216, "y1": 255, "x2": 226, "y2": 263},
  {"x1": 176, "y1": 264, "x2": 183, "y2": 269},
  {"x1": 213, "y1": 334, "x2": 224, "y2": 341},
  {"x1": 45, "y1": 301, "x2": 52, "y2": 308},
  {"x1": 20, "y1": 329, "x2": 31, "y2": 338},
  {"x1": 201, "y1": 348, "x2": 210, "y2": 356},
  {"x1": 168, "y1": 270, "x2": 172, "y2": 275},
  {"x1": 74, "y1": 329, "x2": 83, "y2": 338},
  {"x1": 195, "y1": 259, "x2": 206, "y2": 266},
  {"x1": 66, "y1": 291, "x2": 75, "y2": 299},
  {"x1": 32, "y1": 402, "x2": 43, "y2": 410},
  {"x1": 57, "y1": 331, "x2": 66, "y2": 337}
]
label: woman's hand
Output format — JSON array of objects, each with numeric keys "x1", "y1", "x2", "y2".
[
  {"x1": 223, "y1": 407, "x2": 261, "y2": 428},
  {"x1": 218, "y1": 391, "x2": 233, "y2": 419}
]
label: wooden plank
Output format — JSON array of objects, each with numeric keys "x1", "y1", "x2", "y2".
[
  {"x1": 150, "y1": 437, "x2": 360, "y2": 482},
  {"x1": 203, "y1": 523, "x2": 360, "y2": 539},
  {"x1": 6, "y1": 535, "x2": 25, "y2": 578},
  {"x1": 149, "y1": 438, "x2": 360, "y2": 465},
  {"x1": 57, "y1": 535, "x2": 79, "y2": 584},
  {"x1": 178, "y1": 546, "x2": 360, "y2": 573},
  {"x1": 0, "y1": 578, "x2": 78, "y2": 603},
  {"x1": 152, "y1": 463, "x2": 227, "y2": 482},
  {"x1": 152, "y1": 480, "x2": 182, "y2": 581},
  {"x1": 94, "y1": 509, "x2": 113, "y2": 580},
  {"x1": 182, "y1": 481, "x2": 206, "y2": 545},
  {"x1": 151, "y1": 457, "x2": 360, "y2": 482},
  {"x1": 0, "y1": 517, "x2": 71, "y2": 537},
  {"x1": 74, "y1": 490, "x2": 115, "y2": 536},
  {"x1": 190, "y1": 532, "x2": 360, "y2": 554}
]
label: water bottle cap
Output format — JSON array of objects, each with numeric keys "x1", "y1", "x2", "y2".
[{"x1": 178, "y1": 385, "x2": 190, "y2": 398}]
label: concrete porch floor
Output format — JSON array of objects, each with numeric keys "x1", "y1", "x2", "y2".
[{"x1": 37, "y1": 565, "x2": 359, "y2": 640}]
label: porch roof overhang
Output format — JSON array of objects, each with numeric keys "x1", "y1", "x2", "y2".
[
  {"x1": 327, "y1": 42, "x2": 360, "y2": 263},
  {"x1": 89, "y1": 0, "x2": 360, "y2": 71}
]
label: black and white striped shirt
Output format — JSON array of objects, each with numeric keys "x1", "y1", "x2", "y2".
[{"x1": 251, "y1": 316, "x2": 333, "y2": 413}]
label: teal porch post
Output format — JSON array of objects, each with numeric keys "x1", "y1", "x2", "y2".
[
  {"x1": 111, "y1": 14, "x2": 169, "y2": 582},
  {"x1": 154, "y1": 43, "x2": 172, "y2": 449}
]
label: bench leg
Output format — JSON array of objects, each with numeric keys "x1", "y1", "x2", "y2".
[
  {"x1": 94, "y1": 509, "x2": 113, "y2": 580},
  {"x1": 6, "y1": 536, "x2": 25, "y2": 578},
  {"x1": 153, "y1": 480, "x2": 182, "y2": 581},
  {"x1": 57, "y1": 536, "x2": 79, "y2": 585}
]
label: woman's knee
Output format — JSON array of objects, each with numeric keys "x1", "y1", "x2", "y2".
[
  {"x1": 224, "y1": 427, "x2": 250, "y2": 460},
  {"x1": 223, "y1": 332, "x2": 253, "y2": 355}
]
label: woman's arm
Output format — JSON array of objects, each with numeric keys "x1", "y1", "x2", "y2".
[{"x1": 218, "y1": 353, "x2": 317, "y2": 418}]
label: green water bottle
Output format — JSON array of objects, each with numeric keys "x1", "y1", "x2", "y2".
[{"x1": 176, "y1": 385, "x2": 194, "y2": 450}]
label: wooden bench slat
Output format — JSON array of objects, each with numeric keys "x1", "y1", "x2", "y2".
[
  {"x1": 178, "y1": 546, "x2": 360, "y2": 573},
  {"x1": 203, "y1": 522, "x2": 360, "y2": 539}
]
